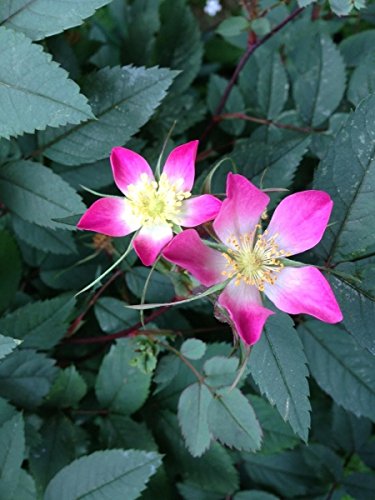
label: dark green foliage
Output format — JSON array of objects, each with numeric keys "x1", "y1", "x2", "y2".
[{"x1": 0, "y1": 1, "x2": 374, "y2": 498}]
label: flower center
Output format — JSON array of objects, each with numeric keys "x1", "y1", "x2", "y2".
[
  {"x1": 222, "y1": 228, "x2": 288, "y2": 291},
  {"x1": 126, "y1": 173, "x2": 191, "y2": 226}
]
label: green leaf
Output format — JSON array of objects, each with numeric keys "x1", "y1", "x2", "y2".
[
  {"x1": 0, "y1": 294, "x2": 76, "y2": 349},
  {"x1": 29, "y1": 415, "x2": 87, "y2": 493},
  {"x1": 243, "y1": 450, "x2": 317, "y2": 497},
  {"x1": 40, "y1": 66, "x2": 177, "y2": 165},
  {"x1": 0, "y1": 230, "x2": 22, "y2": 311},
  {"x1": 0, "y1": 335, "x2": 21, "y2": 360},
  {"x1": 12, "y1": 215, "x2": 77, "y2": 255},
  {"x1": 314, "y1": 95, "x2": 375, "y2": 262},
  {"x1": 11, "y1": 470, "x2": 36, "y2": 500},
  {"x1": 0, "y1": 397, "x2": 16, "y2": 427},
  {"x1": 155, "y1": 410, "x2": 239, "y2": 495},
  {"x1": 328, "y1": 273, "x2": 375, "y2": 354},
  {"x1": 249, "y1": 313, "x2": 310, "y2": 441},
  {"x1": 94, "y1": 297, "x2": 140, "y2": 334},
  {"x1": 249, "y1": 395, "x2": 300, "y2": 454},
  {"x1": 44, "y1": 449, "x2": 162, "y2": 500},
  {"x1": 0, "y1": 27, "x2": 92, "y2": 139},
  {"x1": 155, "y1": 0, "x2": 202, "y2": 93},
  {"x1": 329, "y1": 0, "x2": 356, "y2": 15},
  {"x1": 0, "y1": 161, "x2": 85, "y2": 230},
  {"x1": 208, "y1": 387, "x2": 262, "y2": 452},
  {"x1": 230, "y1": 125, "x2": 310, "y2": 192},
  {"x1": 234, "y1": 492, "x2": 278, "y2": 500},
  {"x1": 207, "y1": 75, "x2": 245, "y2": 136},
  {"x1": 302, "y1": 443, "x2": 343, "y2": 483},
  {"x1": 216, "y1": 17, "x2": 249, "y2": 38},
  {"x1": 0, "y1": 349, "x2": 58, "y2": 409},
  {"x1": 120, "y1": 0, "x2": 160, "y2": 67},
  {"x1": 180, "y1": 339, "x2": 206, "y2": 360},
  {"x1": 0, "y1": 0, "x2": 113, "y2": 40},
  {"x1": 96, "y1": 338, "x2": 152, "y2": 415},
  {"x1": 331, "y1": 405, "x2": 372, "y2": 453},
  {"x1": 343, "y1": 472, "x2": 375, "y2": 499},
  {"x1": 52, "y1": 158, "x2": 113, "y2": 191},
  {"x1": 347, "y1": 53, "x2": 375, "y2": 106},
  {"x1": 178, "y1": 383, "x2": 213, "y2": 457},
  {"x1": 300, "y1": 321, "x2": 375, "y2": 421},
  {"x1": 98, "y1": 414, "x2": 157, "y2": 452},
  {"x1": 46, "y1": 366, "x2": 87, "y2": 408},
  {"x1": 203, "y1": 356, "x2": 239, "y2": 388},
  {"x1": 340, "y1": 29, "x2": 375, "y2": 67},
  {"x1": 288, "y1": 32, "x2": 346, "y2": 126},
  {"x1": 258, "y1": 52, "x2": 289, "y2": 119},
  {"x1": 0, "y1": 413, "x2": 25, "y2": 500}
]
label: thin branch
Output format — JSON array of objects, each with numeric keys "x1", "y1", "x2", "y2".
[
  {"x1": 158, "y1": 340, "x2": 209, "y2": 388},
  {"x1": 216, "y1": 112, "x2": 324, "y2": 134},
  {"x1": 65, "y1": 269, "x2": 123, "y2": 337},
  {"x1": 200, "y1": 6, "x2": 305, "y2": 143},
  {"x1": 64, "y1": 303, "x2": 172, "y2": 345}
]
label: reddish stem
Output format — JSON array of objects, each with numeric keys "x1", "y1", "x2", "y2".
[
  {"x1": 200, "y1": 6, "x2": 305, "y2": 143},
  {"x1": 65, "y1": 303, "x2": 171, "y2": 344},
  {"x1": 66, "y1": 269, "x2": 123, "y2": 337},
  {"x1": 216, "y1": 112, "x2": 323, "y2": 134}
]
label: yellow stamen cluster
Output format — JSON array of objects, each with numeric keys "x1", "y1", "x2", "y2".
[
  {"x1": 126, "y1": 172, "x2": 191, "y2": 227},
  {"x1": 221, "y1": 227, "x2": 289, "y2": 291}
]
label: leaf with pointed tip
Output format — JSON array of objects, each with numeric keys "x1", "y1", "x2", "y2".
[
  {"x1": 0, "y1": 413, "x2": 25, "y2": 500},
  {"x1": 0, "y1": 161, "x2": 85, "y2": 230},
  {"x1": 0, "y1": 0, "x2": 113, "y2": 41},
  {"x1": 0, "y1": 349, "x2": 58, "y2": 409},
  {"x1": 249, "y1": 313, "x2": 311, "y2": 441},
  {"x1": 314, "y1": 94, "x2": 375, "y2": 262},
  {"x1": 300, "y1": 321, "x2": 375, "y2": 421},
  {"x1": 44, "y1": 449, "x2": 162, "y2": 500},
  {"x1": 178, "y1": 383, "x2": 213, "y2": 457},
  {"x1": 40, "y1": 66, "x2": 177, "y2": 166},
  {"x1": 0, "y1": 335, "x2": 20, "y2": 361},
  {"x1": 0, "y1": 27, "x2": 92, "y2": 139},
  {"x1": 257, "y1": 52, "x2": 289, "y2": 119},
  {"x1": 208, "y1": 388, "x2": 262, "y2": 452},
  {"x1": 12, "y1": 215, "x2": 77, "y2": 255},
  {"x1": 328, "y1": 273, "x2": 375, "y2": 355},
  {"x1": 0, "y1": 295, "x2": 75, "y2": 349},
  {"x1": 96, "y1": 339, "x2": 152, "y2": 415},
  {"x1": 288, "y1": 32, "x2": 346, "y2": 126},
  {"x1": 347, "y1": 53, "x2": 375, "y2": 106}
]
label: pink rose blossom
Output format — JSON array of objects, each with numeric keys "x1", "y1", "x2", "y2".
[
  {"x1": 77, "y1": 141, "x2": 221, "y2": 266},
  {"x1": 163, "y1": 173, "x2": 343, "y2": 345}
]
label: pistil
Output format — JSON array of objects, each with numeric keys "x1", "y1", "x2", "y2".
[
  {"x1": 222, "y1": 229, "x2": 289, "y2": 291},
  {"x1": 126, "y1": 173, "x2": 191, "y2": 226}
]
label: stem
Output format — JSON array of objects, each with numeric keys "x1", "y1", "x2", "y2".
[
  {"x1": 217, "y1": 112, "x2": 324, "y2": 134},
  {"x1": 65, "y1": 304, "x2": 171, "y2": 344},
  {"x1": 200, "y1": 6, "x2": 305, "y2": 143},
  {"x1": 66, "y1": 269, "x2": 123, "y2": 337},
  {"x1": 158, "y1": 340, "x2": 209, "y2": 388}
]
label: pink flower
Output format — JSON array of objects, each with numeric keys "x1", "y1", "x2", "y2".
[
  {"x1": 77, "y1": 141, "x2": 221, "y2": 266},
  {"x1": 163, "y1": 173, "x2": 343, "y2": 345}
]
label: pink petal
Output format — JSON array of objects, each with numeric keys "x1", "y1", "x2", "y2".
[
  {"x1": 162, "y1": 140, "x2": 199, "y2": 192},
  {"x1": 266, "y1": 190, "x2": 333, "y2": 256},
  {"x1": 178, "y1": 195, "x2": 222, "y2": 227},
  {"x1": 162, "y1": 229, "x2": 227, "y2": 287},
  {"x1": 77, "y1": 197, "x2": 141, "y2": 237},
  {"x1": 213, "y1": 173, "x2": 269, "y2": 247},
  {"x1": 133, "y1": 224, "x2": 173, "y2": 266},
  {"x1": 264, "y1": 266, "x2": 343, "y2": 323},
  {"x1": 218, "y1": 281, "x2": 274, "y2": 345},
  {"x1": 110, "y1": 147, "x2": 154, "y2": 195}
]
